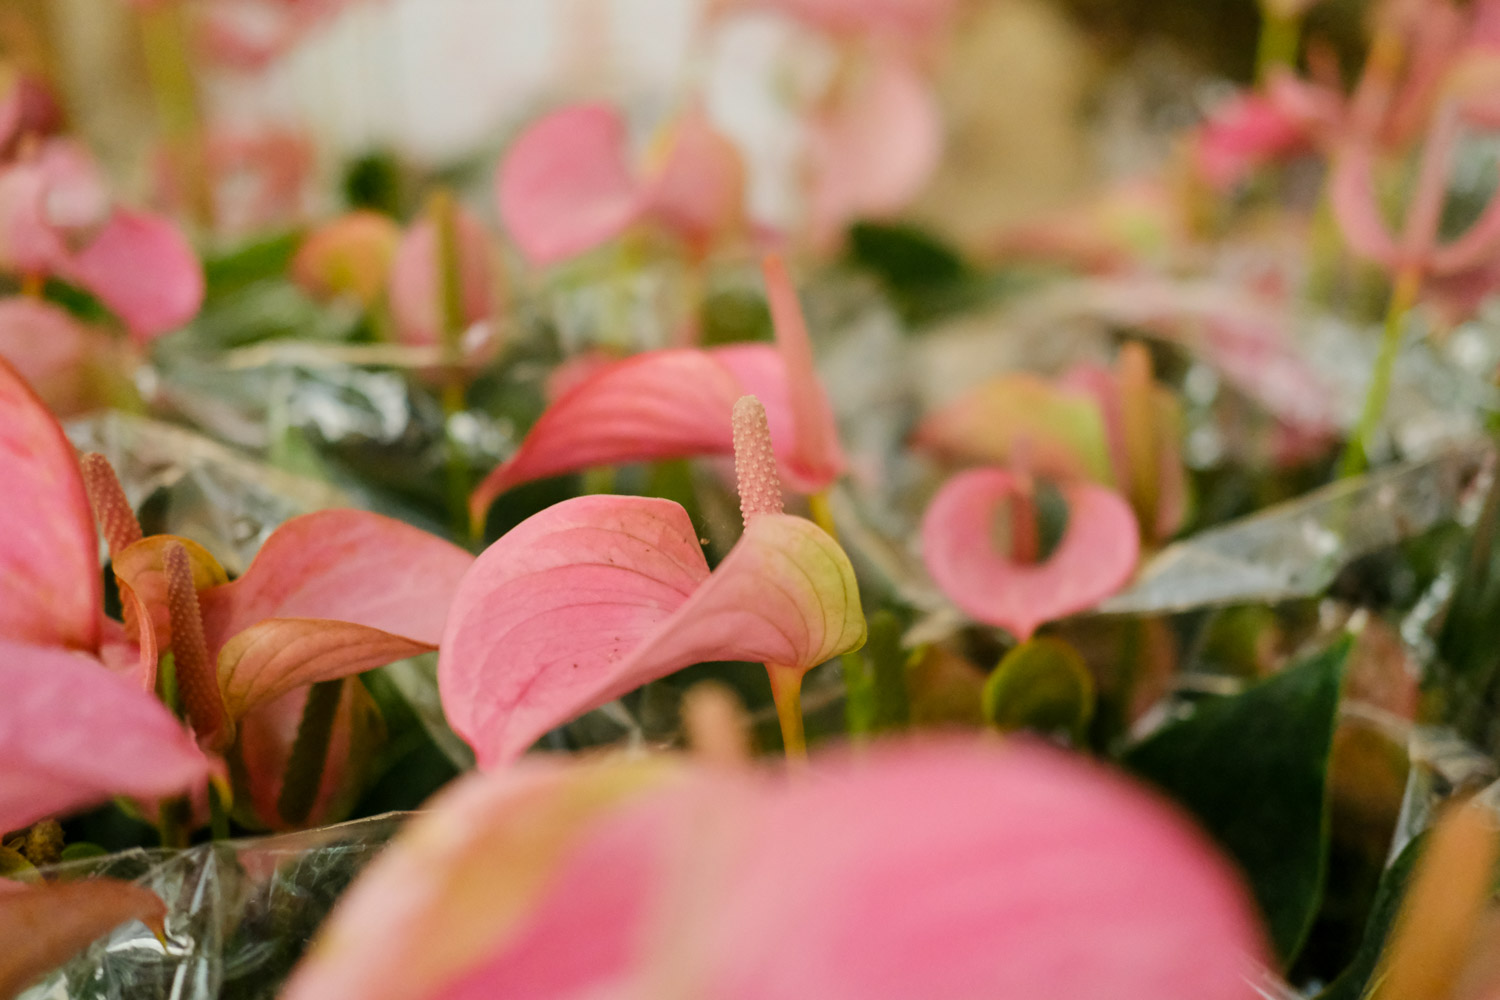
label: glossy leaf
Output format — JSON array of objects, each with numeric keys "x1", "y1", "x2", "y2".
[
  {"x1": 920, "y1": 468, "x2": 1140, "y2": 640},
  {"x1": 0, "y1": 639, "x2": 210, "y2": 832},
  {"x1": 440, "y1": 495, "x2": 864, "y2": 766},
  {"x1": 0, "y1": 356, "x2": 100, "y2": 653},
  {"x1": 0, "y1": 879, "x2": 166, "y2": 1000},
  {"x1": 1125, "y1": 638, "x2": 1350, "y2": 965},
  {"x1": 495, "y1": 103, "x2": 643, "y2": 267}
]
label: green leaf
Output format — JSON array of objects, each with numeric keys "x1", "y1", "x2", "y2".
[
  {"x1": 983, "y1": 637, "x2": 1094, "y2": 742},
  {"x1": 844, "y1": 221, "x2": 993, "y2": 326},
  {"x1": 1314, "y1": 834, "x2": 1425, "y2": 1000},
  {"x1": 1124, "y1": 636, "x2": 1350, "y2": 965},
  {"x1": 842, "y1": 610, "x2": 911, "y2": 738}
]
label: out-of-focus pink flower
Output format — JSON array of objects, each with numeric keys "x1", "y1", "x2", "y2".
[
  {"x1": 281, "y1": 738, "x2": 1268, "y2": 1000},
  {"x1": 0, "y1": 72, "x2": 64, "y2": 158},
  {"x1": 0, "y1": 296, "x2": 123, "y2": 416},
  {"x1": 920, "y1": 467, "x2": 1140, "y2": 640},
  {"x1": 496, "y1": 102, "x2": 747, "y2": 267},
  {"x1": 204, "y1": 126, "x2": 316, "y2": 234},
  {"x1": 725, "y1": 0, "x2": 960, "y2": 43},
  {"x1": 805, "y1": 50, "x2": 941, "y2": 248},
  {"x1": 292, "y1": 210, "x2": 402, "y2": 309},
  {"x1": 387, "y1": 206, "x2": 498, "y2": 346},
  {"x1": 1192, "y1": 87, "x2": 1318, "y2": 190},
  {"x1": 0, "y1": 139, "x2": 203, "y2": 341},
  {"x1": 188, "y1": 0, "x2": 365, "y2": 72}
]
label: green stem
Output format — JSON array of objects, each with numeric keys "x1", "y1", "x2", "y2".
[
  {"x1": 808, "y1": 491, "x2": 838, "y2": 542},
  {"x1": 138, "y1": 3, "x2": 211, "y2": 229},
  {"x1": 276, "y1": 680, "x2": 345, "y2": 827},
  {"x1": 1339, "y1": 269, "x2": 1420, "y2": 478},
  {"x1": 156, "y1": 797, "x2": 190, "y2": 849},
  {"x1": 766, "y1": 662, "x2": 807, "y2": 763},
  {"x1": 1255, "y1": 9, "x2": 1301, "y2": 83},
  {"x1": 429, "y1": 190, "x2": 473, "y2": 542},
  {"x1": 208, "y1": 781, "x2": 230, "y2": 841}
]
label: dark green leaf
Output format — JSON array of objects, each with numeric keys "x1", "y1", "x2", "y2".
[
  {"x1": 1314, "y1": 833, "x2": 1425, "y2": 1000},
  {"x1": 982, "y1": 637, "x2": 1094, "y2": 742},
  {"x1": 843, "y1": 610, "x2": 911, "y2": 737},
  {"x1": 1124, "y1": 636, "x2": 1350, "y2": 965}
]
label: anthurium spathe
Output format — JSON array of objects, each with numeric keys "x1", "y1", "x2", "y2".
[
  {"x1": 443, "y1": 394, "x2": 864, "y2": 765},
  {"x1": 913, "y1": 342, "x2": 1187, "y2": 544},
  {"x1": 280, "y1": 739, "x2": 1267, "y2": 1000},
  {"x1": 920, "y1": 467, "x2": 1140, "y2": 641},
  {"x1": 0, "y1": 139, "x2": 203, "y2": 341},
  {"x1": 0, "y1": 641, "x2": 212, "y2": 833},
  {"x1": 387, "y1": 202, "x2": 498, "y2": 346},
  {"x1": 291, "y1": 210, "x2": 401, "y2": 310},
  {"x1": 468, "y1": 254, "x2": 844, "y2": 527},
  {"x1": 496, "y1": 102, "x2": 746, "y2": 268}
]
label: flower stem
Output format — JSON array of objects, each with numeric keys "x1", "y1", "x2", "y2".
[
  {"x1": 766, "y1": 662, "x2": 807, "y2": 764},
  {"x1": 1339, "y1": 269, "x2": 1420, "y2": 478},
  {"x1": 429, "y1": 190, "x2": 472, "y2": 542},
  {"x1": 1255, "y1": 9, "x2": 1301, "y2": 83},
  {"x1": 808, "y1": 490, "x2": 837, "y2": 541}
]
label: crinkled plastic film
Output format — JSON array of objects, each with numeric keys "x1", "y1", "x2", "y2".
[{"x1": 16, "y1": 816, "x2": 405, "y2": 1000}]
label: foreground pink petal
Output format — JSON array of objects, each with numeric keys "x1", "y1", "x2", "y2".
[
  {"x1": 495, "y1": 103, "x2": 644, "y2": 267},
  {"x1": 0, "y1": 639, "x2": 211, "y2": 832},
  {"x1": 0, "y1": 879, "x2": 166, "y2": 999},
  {"x1": 0, "y1": 356, "x2": 100, "y2": 653},
  {"x1": 58, "y1": 209, "x2": 204, "y2": 342},
  {"x1": 282, "y1": 739, "x2": 1266, "y2": 1000},
  {"x1": 440, "y1": 494, "x2": 864, "y2": 766},
  {"x1": 920, "y1": 468, "x2": 1140, "y2": 640}
]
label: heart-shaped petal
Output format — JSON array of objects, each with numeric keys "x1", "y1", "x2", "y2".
[
  {"x1": 0, "y1": 356, "x2": 100, "y2": 653},
  {"x1": 59, "y1": 209, "x2": 204, "y2": 342},
  {"x1": 197, "y1": 509, "x2": 474, "y2": 651},
  {"x1": 911, "y1": 373, "x2": 1114, "y2": 483},
  {"x1": 387, "y1": 208, "x2": 496, "y2": 346},
  {"x1": 495, "y1": 103, "x2": 645, "y2": 267},
  {"x1": 0, "y1": 638, "x2": 211, "y2": 832},
  {"x1": 218, "y1": 618, "x2": 433, "y2": 719},
  {"x1": 0, "y1": 879, "x2": 166, "y2": 999},
  {"x1": 441, "y1": 495, "x2": 865, "y2": 766},
  {"x1": 920, "y1": 468, "x2": 1140, "y2": 640}
]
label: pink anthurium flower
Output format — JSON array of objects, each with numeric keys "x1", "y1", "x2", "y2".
[
  {"x1": 468, "y1": 254, "x2": 844, "y2": 528},
  {"x1": 386, "y1": 204, "x2": 498, "y2": 347},
  {"x1": 0, "y1": 139, "x2": 203, "y2": 341},
  {"x1": 292, "y1": 210, "x2": 401, "y2": 309},
  {"x1": 281, "y1": 739, "x2": 1267, "y2": 1000},
  {"x1": 1, "y1": 642, "x2": 212, "y2": 833},
  {"x1": 805, "y1": 50, "x2": 942, "y2": 248},
  {"x1": 0, "y1": 296, "x2": 124, "y2": 416},
  {"x1": 920, "y1": 467, "x2": 1140, "y2": 641},
  {"x1": 913, "y1": 343, "x2": 1187, "y2": 544},
  {"x1": 0, "y1": 878, "x2": 167, "y2": 999},
  {"x1": 442, "y1": 394, "x2": 865, "y2": 766},
  {"x1": 495, "y1": 102, "x2": 747, "y2": 267}
]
